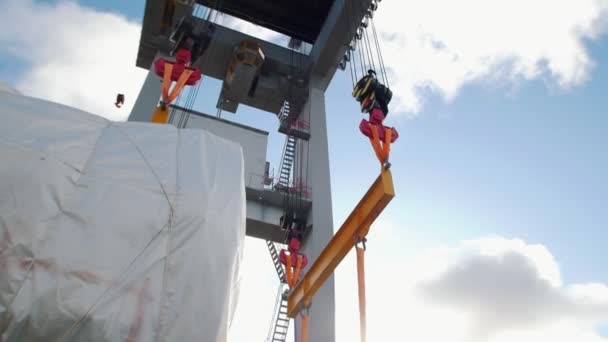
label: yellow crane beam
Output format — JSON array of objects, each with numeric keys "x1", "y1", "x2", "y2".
[{"x1": 287, "y1": 168, "x2": 395, "y2": 317}]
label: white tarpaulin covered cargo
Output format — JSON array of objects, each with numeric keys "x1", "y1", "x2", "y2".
[{"x1": 0, "y1": 88, "x2": 246, "y2": 342}]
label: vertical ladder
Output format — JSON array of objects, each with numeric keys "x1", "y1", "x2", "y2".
[
  {"x1": 278, "y1": 100, "x2": 290, "y2": 122},
  {"x1": 266, "y1": 240, "x2": 286, "y2": 283},
  {"x1": 277, "y1": 100, "x2": 310, "y2": 140},
  {"x1": 267, "y1": 283, "x2": 290, "y2": 342},
  {"x1": 266, "y1": 241, "x2": 291, "y2": 342},
  {"x1": 277, "y1": 135, "x2": 297, "y2": 189}
]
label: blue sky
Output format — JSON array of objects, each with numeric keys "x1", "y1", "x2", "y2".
[{"x1": 1, "y1": 1, "x2": 608, "y2": 341}]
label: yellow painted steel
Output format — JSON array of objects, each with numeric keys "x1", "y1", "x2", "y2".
[
  {"x1": 151, "y1": 107, "x2": 169, "y2": 123},
  {"x1": 287, "y1": 168, "x2": 395, "y2": 317}
]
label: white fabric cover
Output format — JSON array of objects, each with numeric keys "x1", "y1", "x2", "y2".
[{"x1": 0, "y1": 91, "x2": 246, "y2": 342}]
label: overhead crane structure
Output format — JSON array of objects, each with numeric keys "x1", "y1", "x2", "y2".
[{"x1": 128, "y1": 0, "x2": 393, "y2": 341}]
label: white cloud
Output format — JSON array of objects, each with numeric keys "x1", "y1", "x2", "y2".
[
  {"x1": 368, "y1": 0, "x2": 608, "y2": 114},
  {"x1": 292, "y1": 220, "x2": 608, "y2": 342},
  {"x1": 345, "y1": 236, "x2": 608, "y2": 342},
  {"x1": 0, "y1": 0, "x2": 147, "y2": 121}
]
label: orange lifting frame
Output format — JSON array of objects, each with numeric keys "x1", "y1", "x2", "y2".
[{"x1": 287, "y1": 168, "x2": 395, "y2": 318}]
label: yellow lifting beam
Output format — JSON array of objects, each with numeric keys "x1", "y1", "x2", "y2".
[{"x1": 287, "y1": 167, "x2": 395, "y2": 318}]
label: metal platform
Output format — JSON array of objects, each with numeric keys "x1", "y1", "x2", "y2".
[{"x1": 246, "y1": 186, "x2": 312, "y2": 243}]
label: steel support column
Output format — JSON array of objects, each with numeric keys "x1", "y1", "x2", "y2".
[
  {"x1": 293, "y1": 86, "x2": 335, "y2": 342},
  {"x1": 128, "y1": 52, "x2": 164, "y2": 122}
]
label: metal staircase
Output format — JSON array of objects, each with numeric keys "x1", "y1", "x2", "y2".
[
  {"x1": 267, "y1": 283, "x2": 290, "y2": 342},
  {"x1": 266, "y1": 241, "x2": 291, "y2": 342},
  {"x1": 266, "y1": 240, "x2": 286, "y2": 283},
  {"x1": 278, "y1": 100, "x2": 290, "y2": 121},
  {"x1": 276, "y1": 135, "x2": 297, "y2": 190},
  {"x1": 277, "y1": 100, "x2": 310, "y2": 140}
]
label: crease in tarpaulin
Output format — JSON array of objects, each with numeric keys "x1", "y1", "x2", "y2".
[
  {"x1": 0, "y1": 217, "x2": 15, "y2": 257},
  {"x1": 0, "y1": 94, "x2": 107, "y2": 175},
  {"x1": 110, "y1": 123, "x2": 176, "y2": 215},
  {"x1": 0, "y1": 121, "x2": 107, "y2": 317},
  {"x1": 154, "y1": 125, "x2": 180, "y2": 341},
  {"x1": 57, "y1": 123, "x2": 178, "y2": 341},
  {"x1": 0, "y1": 251, "x2": 160, "y2": 341},
  {"x1": 0, "y1": 135, "x2": 87, "y2": 174},
  {"x1": 57, "y1": 218, "x2": 174, "y2": 341}
]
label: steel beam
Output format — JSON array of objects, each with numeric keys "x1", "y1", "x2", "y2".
[{"x1": 287, "y1": 168, "x2": 395, "y2": 317}]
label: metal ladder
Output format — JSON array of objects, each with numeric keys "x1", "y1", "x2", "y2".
[
  {"x1": 278, "y1": 100, "x2": 291, "y2": 121},
  {"x1": 277, "y1": 135, "x2": 296, "y2": 189},
  {"x1": 277, "y1": 100, "x2": 310, "y2": 140},
  {"x1": 266, "y1": 241, "x2": 291, "y2": 342},
  {"x1": 267, "y1": 283, "x2": 290, "y2": 342},
  {"x1": 266, "y1": 240, "x2": 286, "y2": 283}
]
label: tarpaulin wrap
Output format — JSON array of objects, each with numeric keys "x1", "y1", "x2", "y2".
[{"x1": 0, "y1": 90, "x2": 246, "y2": 342}]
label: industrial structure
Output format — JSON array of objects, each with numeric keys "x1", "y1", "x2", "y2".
[{"x1": 128, "y1": 1, "x2": 396, "y2": 341}]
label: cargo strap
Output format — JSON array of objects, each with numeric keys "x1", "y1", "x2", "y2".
[
  {"x1": 368, "y1": 123, "x2": 392, "y2": 166},
  {"x1": 356, "y1": 238, "x2": 367, "y2": 342},
  {"x1": 285, "y1": 252, "x2": 305, "y2": 287},
  {"x1": 151, "y1": 63, "x2": 193, "y2": 124}
]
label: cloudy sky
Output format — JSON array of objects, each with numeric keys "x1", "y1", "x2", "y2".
[{"x1": 1, "y1": 0, "x2": 608, "y2": 341}]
